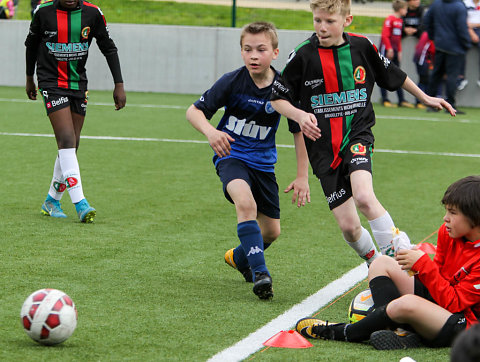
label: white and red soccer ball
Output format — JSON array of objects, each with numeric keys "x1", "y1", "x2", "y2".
[{"x1": 20, "y1": 288, "x2": 77, "y2": 345}]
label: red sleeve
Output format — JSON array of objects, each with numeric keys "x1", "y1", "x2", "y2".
[
  {"x1": 381, "y1": 16, "x2": 393, "y2": 51},
  {"x1": 412, "y1": 225, "x2": 480, "y2": 315}
]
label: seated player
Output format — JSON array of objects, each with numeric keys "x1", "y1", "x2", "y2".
[{"x1": 296, "y1": 175, "x2": 480, "y2": 349}]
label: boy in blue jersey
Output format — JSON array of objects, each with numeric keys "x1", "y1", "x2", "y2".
[
  {"x1": 271, "y1": 0, "x2": 455, "y2": 266},
  {"x1": 186, "y1": 22, "x2": 310, "y2": 300}
]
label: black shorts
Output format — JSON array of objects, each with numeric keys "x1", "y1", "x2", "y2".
[
  {"x1": 319, "y1": 140, "x2": 374, "y2": 210},
  {"x1": 414, "y1": 278, "x2": 467, "y2": 347},
  {"x1": 216, "y1": 158, "x2": 280, "y2": 219},
  {"x1": 40, "y1": 88, "x2": 88, "y2": 116}
]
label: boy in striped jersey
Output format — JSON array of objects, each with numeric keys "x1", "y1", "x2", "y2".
[
  {"x1": 271, "y1": 0, "x2": 454, "y2": 264},
  {"x1": 25, "y1": 0, "x2": 126, "y2": 222}
]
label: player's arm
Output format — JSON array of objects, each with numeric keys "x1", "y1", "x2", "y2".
[
  {"x1": 381, "y1": 19, "x2": 394, "y2": 59},
  {"x1": 186, "y1": 104, "x2": 234, "y2": 158},
  {"x1": 25, "y1": 12, "x2": 41, "y2": 100},
  {"x1": 401, "y1": 76, "x2": 455, "y2": 115},
  {"x1": 284, "y1": 132, "x2": 310, "y2": 207},
  {"x1": 93, "y1": 9, "x2": 126, "y2": 110},
  {"x1": 270, "y1": 99, "x2": 320, "y2": 141}
]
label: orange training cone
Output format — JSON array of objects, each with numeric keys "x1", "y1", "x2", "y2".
[{"x1": 263, "y1": 330, "x2": 313, "y2": 348}]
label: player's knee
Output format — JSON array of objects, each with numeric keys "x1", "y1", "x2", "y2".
[
  {"x1": 56, "y1": 133, "x2": 76, "y2": 149},
  {"x1": 386, "y1": 295, "x2": 418, "y2": 322},
  {"x1": 262, "y1": 225, "x2": 280, "y2": 243},
  {"x1": 235, "y1": 198, "x2": 257, "y2": 220},
  {"x1": 340, "y1": 222, "x2": 362, "y2": 241},
  {"x1": 368, "y1": 255, "x2": 392, "y2": 276},
  {"x1": 354, "y1": 191, "x2": 375, "y2": 212}
]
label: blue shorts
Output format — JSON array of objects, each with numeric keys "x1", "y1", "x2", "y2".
[
  {"x1": 319, "y1": 139, "x2": 374, "y2": 210},
  {"x1": 216, "y1": 158, "x2": 280, "y2": 219},
  {"x1": 40, "y1": 88, "x2": 88, "y2": 116}
]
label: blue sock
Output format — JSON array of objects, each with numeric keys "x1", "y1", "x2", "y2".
[
  {"x1": 233, "y1": 241, "x2": 271, "y2": 270},
  {"x1": 237, "y1": 220, "x2": 269, "y2": 279}
]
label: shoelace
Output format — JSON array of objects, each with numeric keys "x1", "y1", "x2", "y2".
[{"x1": 311, "y1": 321, "x2": 336, "y2": 340}]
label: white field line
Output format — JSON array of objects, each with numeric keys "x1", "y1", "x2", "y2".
[
  {"x1": 208, "y1": 264, "x2": 368, "y2": 362},
  {"x1": 2, "y1": 99, "x2": 477, "y2": 360},
  {"x1": 1, "y1": 132, "x2": 479, "y2": 158},
  {"x1": 0, "y1": 98, "x2": 478, "y2": 123}
]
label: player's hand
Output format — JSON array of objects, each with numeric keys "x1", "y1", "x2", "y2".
[
  {"x1": 422, "y1": 96, "x2": 456, "y2": 116},
  {"x1": 284, "y1": 176, "x2": 310, "y2": 207},
  {"x1": 298, "y1": 112, "x2": 321, "y2": 141},
  {"x1": 404, "y1": 27, "x2": 416, "y2": 36},
  {"x1": 26, "y1": 77, "x2": 37, "y2": 100},
  {"x1": 206, "y1": 129, "x2": 235, "y2": 158},
  {"x1": 395, "y1": 248, "x2": 425, "y2": 271},
  {"x1": 113, "y1": 83, "x2": 126, "y2": 110},
  {"x1": 386, "y1": 49, "x2": 394, "y2": 60}
]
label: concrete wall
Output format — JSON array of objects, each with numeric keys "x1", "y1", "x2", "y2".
[{"x1": 2, "y1": 20, "x2": 478, "y2": 106}]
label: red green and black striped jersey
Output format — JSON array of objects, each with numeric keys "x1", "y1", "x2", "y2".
[
  {"x1": 271, "y1": 32, "x2": 406, "y2": 177},
  {"x1": 25, "y1": 0, "x2": 122, "y2": 91}
]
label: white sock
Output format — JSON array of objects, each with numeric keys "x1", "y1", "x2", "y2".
[
  {"x1": 369, "y1": 212, "x2": 395, "y2": 256},
  {"x1": 345, "y1": 227, "x2": 379, "y2": 265},
  {"x1": 58, "y1": 148, "x2": 84, "y2": 204},
  {"x1": 47, "y1": 156, "x2": 66, "y2": 201}
]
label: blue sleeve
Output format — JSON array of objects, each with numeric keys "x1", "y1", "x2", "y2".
[
  {"x1": 193, "y1": 73, "x2": 232, "y2": 120},
  {"x1": 456, "y1": 5, "x2": 471, "y2": 50},
  {"x1": 423, "y1": 7, "x2": 433, "y2": 40}
]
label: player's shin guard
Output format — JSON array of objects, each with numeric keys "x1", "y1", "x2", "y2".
[
  {"x1": 345, "y1": 226, "x2": 379, "y2": 265},
  {"x1": 369, "y1": 276, "x2": 401, "y2": 308},
  {"x1": 48, "y1": 156, "x2": 66, "y2": 200},
  {"x1": 58, "y1": 148, "x2": 85, "y2": 204},
  {"x1": 237, "y1": 220, "x2": 268, "y2": 280},
  {"x1": 233, "y1": 241, "x2": 271, "y2": 270},
  {"x1": 369, "y1": 212, "x2": 395, "y2": 256},
  {"x1": 345, "y1": 305, "x2": 398, "y2": 342}
]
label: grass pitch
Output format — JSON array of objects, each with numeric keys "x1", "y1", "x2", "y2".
[{"x1": 0, "y1": 86, "x2": 478, "y2": 361}]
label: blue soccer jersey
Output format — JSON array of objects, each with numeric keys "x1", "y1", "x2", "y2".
[{"x1": 194, "y1": 66, "x2": 281, "y2": 173}]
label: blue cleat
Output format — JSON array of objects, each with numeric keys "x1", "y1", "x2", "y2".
[
  {"x1": 41, "y1": 195, "x2": 67, "y2": 218},
  {"x1": 75, "y1": 199, "x2": 96, "y2": 223}
]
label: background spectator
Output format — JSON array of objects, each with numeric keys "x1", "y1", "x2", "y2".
[
  {"x1": 403, "y1": 0, "x2": 425, "y2": 37},
  {"x1": 380, "y1": 0, "x2": 415, "y2": 108},
  {"x1": 423, "y1": 0, "x2": 471, "y2": 113},
  {"x1": 0, "y1": 0, "x2": 15, "y2": 19},
  {"x1": 464, "y1": 0, "x2": 480, "y2": 88}
]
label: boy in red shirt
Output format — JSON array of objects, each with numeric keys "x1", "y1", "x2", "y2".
[
  {"x1": 296, "y1": 175, "x2": 480, "y2": 350},
  {"x1": 379, "y1": 0, "x2": 414, "y2": 108}
]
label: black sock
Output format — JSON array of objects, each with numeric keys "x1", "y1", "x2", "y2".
[
  {"x1": 344, "y1": 305, "x2": 398, "y2": 342},
  {"x1": 369, "y1": 276, "x2": 401, "y2": 308}
]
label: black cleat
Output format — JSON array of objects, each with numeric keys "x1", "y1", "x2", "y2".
[
  {"x1": 370, "y1": 329, "x2": 423, "y2": 350},
  {"x1": 253, "y1": 272, "x2": 273, "y2": 300},
  {"x1": 296, "y1": 318, "x2": 345, "y2": 340}
]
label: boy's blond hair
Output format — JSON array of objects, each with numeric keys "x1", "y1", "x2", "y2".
[
  {"x1": 310, "y1": 0, "x2": 351, "y2": 16},
  {"x1": 240, "y1": 22, "x2": 279, "y2": 49},
  {"x1": 392, "y1": 0, "x2": 407, "y2": 12}
]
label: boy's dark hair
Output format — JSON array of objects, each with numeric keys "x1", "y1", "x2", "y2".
[
  {"x1": 442, "y1": 175, "x2": 480, "y2": 227},
  {"x1": 450, "y1": 323, "x2": 480, "y2": 362},
  {"x1": 240, "y1": 22, "x2": 278, "y2": 49}
]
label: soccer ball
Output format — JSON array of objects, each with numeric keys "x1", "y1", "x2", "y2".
[
  {"x1": 348, "y1": 288, "x2": 374, "y2": 323},
  {"x1": 20, "y1": 288, "x2": 77, "y2": 345}
]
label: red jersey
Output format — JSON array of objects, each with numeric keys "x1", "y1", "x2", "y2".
[
  {"x1": 412, "y1": 223, "x2": 480, "y2": 326},
  {"x1": 380, "y1": 14, "x2": 404, "y2": 52}
]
